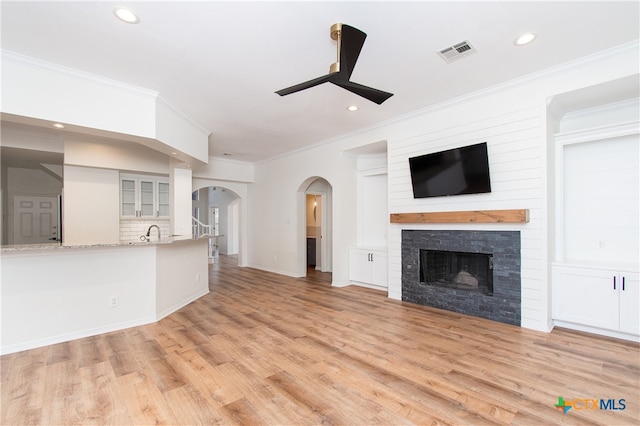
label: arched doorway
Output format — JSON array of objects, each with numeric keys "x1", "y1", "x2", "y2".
[
  {"x1": 297, "y1": 177, "x2": 332, "y2": 277},
  {"x1": 192, "y1": 185, "x2": 241, "y2": 262}
]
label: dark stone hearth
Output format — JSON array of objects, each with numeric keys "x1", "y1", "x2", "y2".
[{"x1": 402, "y1": 230, "x2": 521, "y2": 326}]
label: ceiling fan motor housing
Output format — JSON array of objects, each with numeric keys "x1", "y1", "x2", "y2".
[{"x1": 330, "y1": 23, "x2": 342, "y2": 73}]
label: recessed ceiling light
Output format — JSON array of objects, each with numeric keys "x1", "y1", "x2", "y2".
[
  {"x1": 514, "y1": 32, "x2": 537, "y2": 46},
  {"x1": 52, "y1": 123, "x2": 65, "y2": 129},
  {"x1": 347, "y1": 105, "x2": 359, "y2": 112},
  {"x1": 113, "y1": 7, "x2": 139, "y2": 24}
]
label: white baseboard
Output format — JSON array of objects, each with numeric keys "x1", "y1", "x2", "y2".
[
  {"x1": 553, "y1": 320, "x2": 640, "y2": 343},
  {"x1": 348, "y1": 281, "x2": 388, "y2": 292},
  {"x1": 156, "y1": 289, "x2": 210, "y2": 321},
  {"x1": 0, "y1": 315, "x2": 157, "y2": 356}
]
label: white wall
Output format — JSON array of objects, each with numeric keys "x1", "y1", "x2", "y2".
[
  {"x1": 156, "y1": 97, "x2": 209, "y2": 163},
  {"x1": 249, "y1": 144, "x2": 357, "y2": 283},
  {"x1": 1, "y1": 51, "x2": 209, "y2": 163},
  {"x1": 227, "y1": 199, "x2": 240, "y2": 255},
  {"x1": 156, "y1": 240, "x2": 209, "y2": 317},
  {"x1": 170, "y1": 166, "x2": 193, "y2": 236},
  {"x1": 1, "y1": 246, "x2": 157, "y2": 354},
  {"x1": 1, "y1": 240, "x2": 209, "y2": 355},
  {"x1": 193, "y1": 157, "x2": 254, "y2": 183},
  {"x1": 63, "y1": 165, "x2": 120, "y2": 245},
  {"x1": 249, "y1": 41, "x2": 639, "y2": 331},
  {"x1": 64, "y1": 137, "x2": 169, "y2": 175},
  {"x1": 2, "y1": 51, "x2": 157, "y2": 139}
]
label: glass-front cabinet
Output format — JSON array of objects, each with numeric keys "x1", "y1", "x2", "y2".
[{"x1": 120, "y1": 174, "x2": 170, "y2": 219}]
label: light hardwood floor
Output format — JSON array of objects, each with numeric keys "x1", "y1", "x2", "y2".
[{"x1": 1, "y1": 255, "x2": 639, "y2": 425}]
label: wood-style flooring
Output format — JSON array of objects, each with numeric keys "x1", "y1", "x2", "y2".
[{"x1": 1, "y1": 255, "x2": 639, "y2": 425}]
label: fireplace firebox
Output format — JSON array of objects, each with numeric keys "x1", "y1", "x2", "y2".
[
  {"x1": 402, "y1": 230, "x2": 521, "y2": 326},
  {"x1": 420, "y1": 249, "x2": 493, "y2": 295}
]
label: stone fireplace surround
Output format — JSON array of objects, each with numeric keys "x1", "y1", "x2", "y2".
[{"x1": 402, "y1": 230, "x2": 521, "y2": 326}]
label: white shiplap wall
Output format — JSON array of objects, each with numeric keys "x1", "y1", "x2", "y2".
[{"x1": 387, "y1": 100, "x2": 549, "y2": 331}]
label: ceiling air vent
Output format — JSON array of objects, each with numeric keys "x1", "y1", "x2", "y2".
[{"x1": 437, "y1": 40, "x2": 477, "y2": 63}]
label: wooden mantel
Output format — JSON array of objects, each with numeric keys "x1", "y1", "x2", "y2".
[{"x1": 390, "y1": 209, "x2": 529, "y2": 224}]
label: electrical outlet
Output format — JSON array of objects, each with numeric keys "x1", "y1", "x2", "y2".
[
  {"x1": 273, "y1": 255, "x2": 277, "y2": 262},
  {"x1": 195, "y1": 273, "x2": 200, "y2": 282},
  {"x1": 109, "y1": 296, "x2": 119, "y2": 308}
]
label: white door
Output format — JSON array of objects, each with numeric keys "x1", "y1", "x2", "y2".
[{"x1": 13, "y1": 196, "x2": 58, "y2": 244}]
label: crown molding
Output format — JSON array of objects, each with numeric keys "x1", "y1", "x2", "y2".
[{"x1": 1, "y1": 49, "x2": 158, "y2": 97}]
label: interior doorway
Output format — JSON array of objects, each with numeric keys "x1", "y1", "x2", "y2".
[
  {"x1": 192, "y1": 186, "x2": 240, "y2": 261},
  {"x1": 13, "y1": 195, "x2": 58, "y2": 244},
  {"x1": 298, "y1": 177, "x2": 332, "y2": 277}
]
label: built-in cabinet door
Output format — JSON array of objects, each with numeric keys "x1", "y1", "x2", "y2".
[
  {"x1": 139, "y1": 179, "x2": 155, "y2": 217},
  {"x1": 552, "y1": 266, "x2": 619, "y2": 331},
  {"x1": 121, "y1": 178, "x2": 137, "y2": 217},
  {"x1": 619, "y1": 272, "x2": 640, "y2": 335},
  {"x1": 120, "y1": 175, "x2": 170, "y2": 219},
  {"x1": 370, "y1": 251, "x2": 388, "y2": 287},
  {"x1": 157, "y1": 181, "x2": 170, "y2": 218},
  {"x1": 350, "y1": 249, "x2": 372, "y2": 283},
  {"x1": 553, "y1": 266, "x2": 639, "y2": 335},
  {"x1": 349, "y1": 248, "x2": 387, "y2": 287}
]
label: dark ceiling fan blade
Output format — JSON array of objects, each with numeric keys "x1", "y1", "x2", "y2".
[
  {"x1": 275, "y1": 74, "x2": 332, "y2": 96},
  {"x1": 339, "y1": 24, "x2": 367, "y2": 79},
  {"x1": 332, "y1": 79, "x2": 393, "y2": 105}
]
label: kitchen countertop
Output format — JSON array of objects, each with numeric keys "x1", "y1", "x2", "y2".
[{"x1": 0, "y1": 234, "x2": 216, "y2": 252}]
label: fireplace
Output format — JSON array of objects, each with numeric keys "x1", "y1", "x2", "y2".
[{"x1": 402, "y1": 230, "x2": 521, "y2": 325}]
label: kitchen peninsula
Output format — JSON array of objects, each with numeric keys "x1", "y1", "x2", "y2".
[{"x1": 1, "y1": 236, "x2": 210, "y2": 355}]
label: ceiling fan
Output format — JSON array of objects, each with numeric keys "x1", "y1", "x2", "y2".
[{"x1": 275, "y1": 23, "x2": 393, "y2": 105}]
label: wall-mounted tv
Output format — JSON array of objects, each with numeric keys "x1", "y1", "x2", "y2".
[{"x1": 408, "y1": 142, "x2": 491, "y2": 198}]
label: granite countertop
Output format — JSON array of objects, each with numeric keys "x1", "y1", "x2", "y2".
[{"x1": 1, "y1": 234, "x2": 217, "y2": 252}]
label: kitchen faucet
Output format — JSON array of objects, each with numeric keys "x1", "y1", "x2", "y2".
[{"x1": 146, "y1": 224, "x2": 161, "y2": 240}]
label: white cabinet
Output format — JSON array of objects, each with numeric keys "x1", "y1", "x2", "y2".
[
  {"x1": 350, "y1": 248, "x2": 387, "y2": 288},
  {"x1": 619, "y1": 273, "x2": 640, "y2": 335},
  {"x1": 120, "y1": 174, "x2": 169, "y2": 219},
  {"x1": 552, "y1": 265, "x2": 639, "y2": 336}
]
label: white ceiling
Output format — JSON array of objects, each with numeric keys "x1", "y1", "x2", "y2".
[{"x1": 1, "y1": 1, "x2": 639, "y2": 163}]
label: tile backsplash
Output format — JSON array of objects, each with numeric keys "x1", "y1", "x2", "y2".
[{"x1": 120, "y1": 219, "x2": 171, "y2": 242}]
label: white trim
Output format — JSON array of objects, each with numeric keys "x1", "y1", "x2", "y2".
[
  {"x1": 554, "y1": 120, "x2": 639, "y2": 145},
  {"x1": 156, "y1": 95, "x2": 210, "y2": 136},
  {"x1": 1, "y1": 49, "x2": 158, "y2": 97},
  {"x1": 0, "y1": 315, "x2": 157, "y2": 356},
  {"x1": 348, "y1": 281, "x2": 388, "y2": 292},
  {"x1": 247, "y1": 263, "x2": 305, "y2": 278},
  {"x1": 553, "y1": 320, "x2": 640, "y2": 343},
  {"x1": 155, "y1": 289, "x2": 210, "y2": 321}
]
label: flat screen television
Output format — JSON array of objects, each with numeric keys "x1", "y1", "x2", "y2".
[{"x1": 408, "y1": 142, "x2": 491, "y2": 198}]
